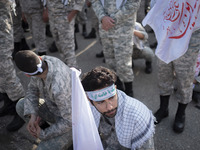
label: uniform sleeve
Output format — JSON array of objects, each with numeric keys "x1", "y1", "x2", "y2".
[
  {"x1": 73, "y1": 0, "x2": 86, "y2": 12},
  {"x1": 110, "y1": 0, "x2": 141, "y2": 25},
  {"x1": 91, "y1": 0, "x2": 106, "y2": 22},
  {"x1": 24, "y1": 77, "x2": 40, "y2": 116},
  {"x1": 135, "y1": 22, "x2": 148, "y2": 41},
  {"x1": 39, "y1": 73, "x2": 72, "y2": 140}
]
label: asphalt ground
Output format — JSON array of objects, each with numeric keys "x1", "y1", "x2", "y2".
[{"x1": 0, "y1": 1, "x2": 200, "y2": 150}]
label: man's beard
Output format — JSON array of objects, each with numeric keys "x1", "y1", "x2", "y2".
[{"x1": 103, "y1": 107, "x2": 117, "y2": 118}]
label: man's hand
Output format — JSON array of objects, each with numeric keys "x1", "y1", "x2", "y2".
[
  {"x1": 43, "y1": 8, "x2": 49, "y2": 23},
  {"x1": 27, "y1": 115, "x2": 41, "y2": 138},
  {"x1": 67, "y1": 10, "x2": 78, "y2": 23},
  {"x1": 101, "y1": 16, "x2": 115, "y2": 31},
  {"x1": 21, "y1": 12, "x2": 27, "y2": 23},
  {"x1": 34, "y1": 117, "x2": 41, "y2": 138}
]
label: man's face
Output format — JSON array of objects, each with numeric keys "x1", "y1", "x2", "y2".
[{"x1": 92, "y1": 94, "x2": 118, "y2": 118}]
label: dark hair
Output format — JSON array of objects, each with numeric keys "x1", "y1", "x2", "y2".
[
  {"x1": 14, "y1": 50, "x2": 46, "y2": 75},
  {"x1": 81, "y1": 66, "x2": 117, "y2": 91}
]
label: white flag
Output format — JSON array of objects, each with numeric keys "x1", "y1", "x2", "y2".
[
  {"x1": 71, "y1": 68, "x2": 104, "y2": 150},
  {"x1": 142, "y1": 0, "x2": 200, "y2": 63}
]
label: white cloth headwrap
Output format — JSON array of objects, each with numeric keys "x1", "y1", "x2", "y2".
[
  {"x1": 100, "y1": 0, "x2": 127, "y2": 9},
  {"x1": 70, "y1": 68, "x2": 104, "y2": 150},
  {"x1": 41, "y1": 0, "x2": 69, "y2": 6},
  {"x1": 23, "y1": 59, "x2": 43, "y2": 76},
  {"x1": 86, "y1": 84, "x2": 116, "y2": 101}
]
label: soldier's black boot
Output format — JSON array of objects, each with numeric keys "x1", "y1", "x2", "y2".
[
  {"x1": 75, "y1": 33, "x2": 78, "y2": 50},
  {"x1": 96, "y1": 51, "x2": 104, "y2": 58},
  {"x1": 49, "y1": 41, "x2": 58, "y2": 53},
  {"x1": 38, "y1": 52, "x2": 47, "y2": 56},
  {"x1": 124, "y1": 82, "x2": 134, "y2": 97},
  {"x1": 46, "y1": 24, "x2": 52, "y2": 37},
  {"x1": 85, "y1": 28, "x2": 96, "y2": 39},
  {"x1": 173, "y1": 103, "x2": 187, "y2": 133},
  {"x1": 145, "y1": 61, "x2": 152, "y2": 74},
  {"x1": 6, "y1": 111, "x2": 25, "y2": 132},
  {"x1": 20, "y1": 38, "x2": 30, "y2": 50},
  {"x1": 12, "y1": 42, "x2": 21, "y2": 59},
  {"x1": 82, "y1": 24, "x2": 87, "y2": 37},
  {"x1": 115, "y1": 77, "x2": 125, "y2": 92},
  {"x1": 75, "y1": 23, "x2": 79, "y2": 33},
  {"x1": 0, "y1": 93, "x2": 17, "y2": 117},
  {"x1": 154, "y1": 95, "x2": 170, "y2": 124},
  {"x1": 22, "y1": 20, "x2": 29, "y2": 32}
]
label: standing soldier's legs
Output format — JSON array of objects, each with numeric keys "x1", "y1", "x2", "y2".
[
  {"x1": 114, "y1": 35, "x2": 134, "y2": 97},
  {"x1": 49, "y1": 15, "x2": 77, "y2": 68},
  {"x1": 154, "y1": 59, "x2": 173, "y2": 124},
  {"x1": 0, "y1": 2, "x2": 25, "y2": 131},
  {"x1": 31, "y1": 13, "x2": 47, "y2": 55},
  {"x1": 101, "y1": 38, "x2": 116, "y2": 70},
  {"x1": 12, "y1": 0, "x2": 29, "y2": 58},
  {"x1": 172, "y1": 29, "x2": 200, "y2": 133}
]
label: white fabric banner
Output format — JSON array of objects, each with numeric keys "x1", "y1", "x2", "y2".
[
  {"x1": 71, "y1": 68, "x2": 104, "y2": 150},
  {"x1": 142, "y1": 0, "x2": 200, "y2": 63}
]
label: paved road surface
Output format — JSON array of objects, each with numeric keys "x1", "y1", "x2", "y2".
[{"x1": 0, "y1": 1, "x2": 200, "y2": 149}]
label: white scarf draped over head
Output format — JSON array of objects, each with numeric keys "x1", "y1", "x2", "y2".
[
  {"x1": 70, "y1": 68, "x2": 103, "y2": 150},
  {"x1": 100, "y1": 0, "x2": 127, "y2": 9}
]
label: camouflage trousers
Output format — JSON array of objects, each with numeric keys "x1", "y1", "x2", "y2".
[
  {"x1": 16, "y1": 98, "x2": 73, "y2": 150},
  {"x1": 0, "y1": 3, "x2": 24, "y2": 101},
  {"x1": 24, "y1": 12, "x2": 47, "y2": 53},
  {"x1": 137, "y1": 137, "x2": 155, "y2": 150},
  {"x1": 158, "y1": 29, "x2": 200, "y2": 104},
  {"x1": 76, "y1": 4, "x2": 87, "y2": 25},
  {"x1": 49, "y1": 13, "x2": 77, "y2": 68},
  {"x1": 101, "y1": 37, "x2": 134, "y2": 82},
  {"x1": 12, "y1": 0, "x2": 24, "y2": 43},
  {"x1": 132, "y1": 46, "x2": 155, "y2": 62}
]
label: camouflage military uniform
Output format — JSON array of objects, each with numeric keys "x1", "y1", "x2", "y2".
[
  {"x1": 12, "y1": 0, "x2": 24, "y2": 43},
  {"x1": 132, "y1": 22, "x2": 154, "y2": 62},
  {"x1": 91, "y1": 0, "x2": 141, "y2": 82},
  {"x1": 19, "y1": 0, "x2": 47, "y2": 53},
  {"x1": 91, "y1": 90, "x2": 155, "y2": 150},
  {"x1": 47, "y1": 0, "x2": 85, "y2": 68},
  {"x1": 76, "y1": 3, "x2": 87, "y2": 26},
  {"x1": 158, "y1": 29, "x2": 200, "y2": 104},
  {"x1": 0, "y1": 0, "x2": 24, "y2": 101},
  {"x1": 16, "y1": 56, "x2": 72, "y2": 149}
]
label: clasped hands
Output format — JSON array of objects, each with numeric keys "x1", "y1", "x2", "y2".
[
  {"x1": 101, "y1": 16, "x2": 115, "y2": 31},
  {"x1": 27, "y1": 114, "x2": 41, "y2": 138}
]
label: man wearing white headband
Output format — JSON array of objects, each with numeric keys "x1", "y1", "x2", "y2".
[
  {"x1": 82, "y1": 66, "x2": 155, "y2": 150},
  {"x1": 14, "y1": 50, "x2": 73, "y2": 149}
]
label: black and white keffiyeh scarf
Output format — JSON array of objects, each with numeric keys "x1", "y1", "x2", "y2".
[{"x1": 91, "y1": 90, "x2": 155, "y2": 150}]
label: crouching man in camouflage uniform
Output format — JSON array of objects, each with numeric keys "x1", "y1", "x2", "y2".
[
  {"x1": 132, "y1": 22, "x2": 155, "y2": 74},
  {"x1": 81, "y1": 66, "x2": 155, "y2": 150},
  {"x1": 14, "y1": 50, "x2": 72, "y2": 149}
]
